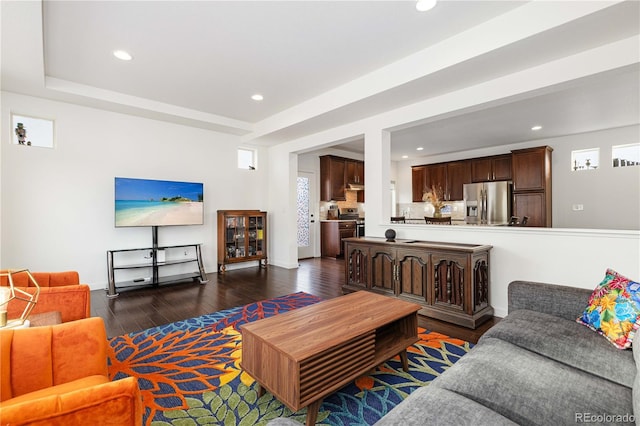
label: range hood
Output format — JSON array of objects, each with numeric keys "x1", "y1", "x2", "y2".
[{"x1": 347, "y1": 183, "x2": 365, "y2": 191}]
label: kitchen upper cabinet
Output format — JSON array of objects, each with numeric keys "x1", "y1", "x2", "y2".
[
  {"x1": 511, "y1": 147, "x2": 551, "y2": 191},
  {"x1": 345, "y1": 160, "x2": 364, "y2": 185},
  {"x1": 511, "y1": 146, "x2": 553, "y2": 227},
  {"x1": 411, "y1": 164, "x2": 446, "y2": 202},
  {"x1": 411, "y1": 166, "x2": 426, "y2": 202},
  {"x1": 320, "y1": 155, "x2": 364, "y2": 202},
  {"x1": 446, "y1": 160, "x2": 472, "y2": 201},
  {"x1": 471, "y1": 154, "x2": 512, "y2": 182},
  {"x1": 320, "y1": 155, "x2": 346, "y2": 201},
  {"x1": 411, "y1": 161, "x2": 470, "y2": 202},
  {"x1": 345, "y1": 159, "x2": 365, "y2": 202},
  {"x1": 424, "y1": 164, "x2": 447, "y2": 196}
]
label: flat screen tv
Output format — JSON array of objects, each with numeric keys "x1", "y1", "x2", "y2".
[{"x1": 115, "y1": 177, "x2": 204, "y2": 227}]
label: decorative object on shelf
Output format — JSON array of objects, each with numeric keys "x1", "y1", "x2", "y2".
[
  {"x1": 14, "y1": 122, "x2": 28, "y2": 145},
  {"x1": 385, "y1": 229, "x2": 396, "y2": 242},
  {"x1": 422, "y1": 184, "x2": 445, "y2": 217},
  {"x1": 0, "y1": 269, "x2": 40, "y2": 328}
]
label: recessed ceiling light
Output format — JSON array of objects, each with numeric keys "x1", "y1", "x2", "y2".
[
  {"x1": 251, "y1": 94, "x2": 264, "y2": 101},
  {"x1": 113, "y1": 50, "x2": 133, "y2": 61},
  {"x1": 416, "y1": 0, "x2": 437, "y2": 12},
  {"x1": 531, "y1": 125, "x2": 542, "y2": 131},
  {"x1": 402, "y1": 155, "x2": 409, "y2": 159},
  {"x1": 416, "y1": 147, "x2": 424, "y2": 151}
]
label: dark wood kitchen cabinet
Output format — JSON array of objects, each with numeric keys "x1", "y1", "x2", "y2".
[
  {"x1": 471, "y1": 154, "x2": 512, "y2": 182},
  {"x1": 320, "y1": 155, "x2": 364, "y2": 202},
  {"x1": 411, "y1": 161, "x2": 470, "y2": 202},
  {"x1": 320, "y1": 155, "x2": 346, "y2": 201},
  {"x1": 511, "y1": 146, "x2": 552, "y2": 227},
  {"x1": 411, "y1": 166, "x2": 427, "y2": 202},
  {"x1": 445, "y1": 160, "x2": 472, "y2": 201},
  {"x1": 423, "y1": 164, "x2": 447, "y2": 198},
  {"x1": 321, "y1": 221, "x2": 356, "y2": 258},
  {"x1": 345, "y1": 159, "x2": 364, "y2": 185},
  {"x1": 343, "y1": 237, "x2": 493, "y2": 329}
]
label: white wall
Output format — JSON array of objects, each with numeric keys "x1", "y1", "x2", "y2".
[
  {"x1": 1, "y1": 92, "x2": 270, "y2": 289},
  {"x1": 394, "y1": 125, "x2": 640, "y2": 230},
  {"x1": 368, "y1": 223, "x2": 639, "y2": 318}
]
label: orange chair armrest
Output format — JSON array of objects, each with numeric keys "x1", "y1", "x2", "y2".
[{"x1": 0, "y1": 377, "x2": 142, "y2": 426}]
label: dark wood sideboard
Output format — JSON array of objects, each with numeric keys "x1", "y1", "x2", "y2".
[{"x1": 343, "y1": 237, "x2": 493, "y2": 329}]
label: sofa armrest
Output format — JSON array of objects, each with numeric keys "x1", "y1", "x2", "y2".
[
  {"x1": 0, "y1": 376, "x2": 142, "y2": 426},
  {"x1": 508, "y1": 280, "x2": 592, "y2": 322}
]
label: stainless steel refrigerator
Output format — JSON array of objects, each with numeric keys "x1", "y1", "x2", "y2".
[{"x1": 463, "y1": 181, "x2": 512, "y2": 225}]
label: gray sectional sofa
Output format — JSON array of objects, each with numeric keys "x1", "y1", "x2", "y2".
[
  {"x1": 270, "y1": 280, "x2": 638, "y2": 425},
  {"x1": 375, "y1": 280, "x2": 636, "y2": 425}
]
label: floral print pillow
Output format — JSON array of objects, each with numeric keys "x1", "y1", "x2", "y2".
[{"x1": 577, "y1": 269, "x2": 640, "y2": 349}]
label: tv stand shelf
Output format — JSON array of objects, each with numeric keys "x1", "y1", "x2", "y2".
[{"x1": 106, "y1": 243, "x2": 207, "y2": 298}]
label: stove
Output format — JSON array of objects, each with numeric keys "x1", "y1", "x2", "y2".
[{"x1": 339, "y1": 208, "x2": 365, "y2": 236}]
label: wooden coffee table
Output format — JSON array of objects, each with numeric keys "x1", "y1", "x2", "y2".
[{"x1": 240, "y1": 291, "x2": 420, "y2": 426}]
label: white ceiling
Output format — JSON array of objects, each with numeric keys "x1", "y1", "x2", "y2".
[{"x1": 2, "y1": 1, "x2": 639, "y2": 161}]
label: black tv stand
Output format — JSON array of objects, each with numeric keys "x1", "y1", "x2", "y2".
[{"x1": 106, "y1": 226, "x2": 208, "y2": 298}]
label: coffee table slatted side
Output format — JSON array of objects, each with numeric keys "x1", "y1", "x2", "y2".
[
  {"x1": 300, "y1": 332, "x2": 375, "y2": 406},
  {"x1": 241, "y1": 332, "x2": 300, "y2": 409}
]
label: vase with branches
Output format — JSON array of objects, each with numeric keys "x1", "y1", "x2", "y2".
[{"x1": 422, "y1": 185, "x2": 445, "y2": 217}]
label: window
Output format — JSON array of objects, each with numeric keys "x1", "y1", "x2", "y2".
[
  {"x1": 11, "y1": 114, "x2": 54, "y2": 148},
  {"x1": 238, "y1": 147, "x2": 256, "y2": 170},
  {"x1": 571, "y1": 148, "x2": 599, "y2": 171},
  {"x1": 612, "y1": 143, "x2": 640, "y2": 168}
]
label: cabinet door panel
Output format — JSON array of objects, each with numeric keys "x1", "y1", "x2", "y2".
[
  {"x1": 471, "y1": 158, "x2": 492, "y2": 182},
  {"x1": 446, "y1": 161, "x2": 471, "y2": 201},
  {"x1": 411, "y1": 167, "x2": 426, "y2": 202},
  {"x1": 424, "y1": 164, "x2": 447, "y2": 195},
  {"x1": 370, "y1": 249, "x2": 395, "y2": 294},
  {"x1": 345, "y1": 244, "x2": 369, "y2": 289},
  {"x1": 397, "y1": 250, "x2": 429, "y2": 303},
  {"x1": 513, "y1": 192, "x2": 546, "y2": 227},
  {"x1": 431, "y1": 254, "x2": 467, "y2": 311},
  {"x1": 320, "y1": 156, "x2": 346, "y2": 201},
  {"x1": 512, "y1": 151, "x2": 545, "y2": 191},
  {"x1": 492, "y1": 155, "x2": 512, "y2": 181}
]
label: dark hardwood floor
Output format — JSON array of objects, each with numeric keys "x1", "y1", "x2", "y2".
[{"x1": 91, "y1": 258, "x2": 498, "y2": 342}]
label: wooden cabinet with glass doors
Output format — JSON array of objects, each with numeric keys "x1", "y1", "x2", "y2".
[{"x1": 217, "y1": 210, "x2": 267, "y2": 273}]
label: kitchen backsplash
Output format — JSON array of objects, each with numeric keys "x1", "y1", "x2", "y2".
[
  {"x1": 397, "y1": 201, "x2": 466, "y2": 221},
  {"x1": 320, "y1": 190, "x2": 364, "y2": 219}
]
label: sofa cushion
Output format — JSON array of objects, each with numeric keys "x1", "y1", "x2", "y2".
[
  {"x1": 429, "y1": 337, "x2": 633, "y2": 425},
  {"x1": 482, "y1": 309, "x2": 635, "y2": 388},
  {"x1": 577, "y1": 268, "x2": 640, "y2": 349},
  {"x1": 374, "y1": 386, "x2": 517, "y2": 426}
]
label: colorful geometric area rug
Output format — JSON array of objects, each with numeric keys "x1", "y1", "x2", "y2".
[{"x1": 108, "y1": 292, "x2": 473, "y2": 426}]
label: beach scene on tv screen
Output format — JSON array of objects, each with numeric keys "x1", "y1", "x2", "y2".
[{"x1": 115, "y1": 178, "x2": 204, "y2": 227}]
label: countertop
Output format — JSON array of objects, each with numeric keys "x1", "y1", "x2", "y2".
[{"x1": 343, "y1": 236, "x2": 492, "y2": 252}]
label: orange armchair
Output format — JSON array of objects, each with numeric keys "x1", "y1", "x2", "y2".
[
  {"x1": 1, "y1": 270, "x2": 90, "y2": 323},
  {"x1": 0, "y1": 317, "x2": 142, "y2": 425}
]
